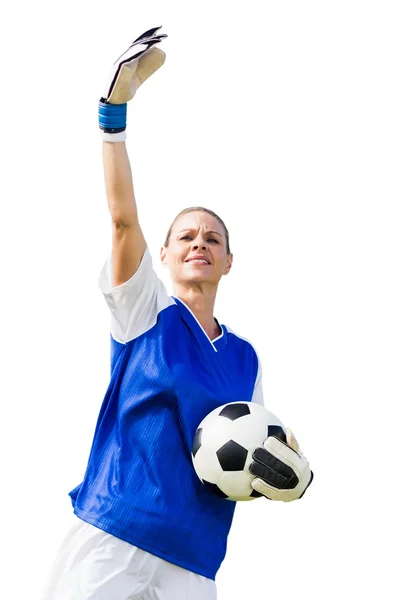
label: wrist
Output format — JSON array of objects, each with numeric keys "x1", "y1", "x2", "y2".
[{"x1": 99, "y1": 99, "x2": 127, "y2": 141}]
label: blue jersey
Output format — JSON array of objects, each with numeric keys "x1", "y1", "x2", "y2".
[{"x1": 69, "y1": 249, "x2": 264, "y2": 580}]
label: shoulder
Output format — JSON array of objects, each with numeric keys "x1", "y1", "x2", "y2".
[
  {"x1": 99, "y1": 247, "x2": 176, "y2": 344},
  {"x1": 225, "y1": 325, "x2": 257, "y2": 351},
  {"x1": 225, "y1": 325, "x2": 261, "y2": 363}
]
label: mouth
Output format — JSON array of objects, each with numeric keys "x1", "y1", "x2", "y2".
[{"x1": 185, "y1": 258, "x2": 211, "y2": 265}]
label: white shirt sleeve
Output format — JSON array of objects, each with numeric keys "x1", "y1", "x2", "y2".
[
  {"x1": 251, "y1": 360, "x2": 265, "y2": 405},
  {"x1": 98, "y1": 247, "x2": 174, "y2": 344}
]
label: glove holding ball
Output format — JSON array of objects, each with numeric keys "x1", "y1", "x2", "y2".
[{"x1": 250, "y1": 428, "x2": 314, "y2": 502}]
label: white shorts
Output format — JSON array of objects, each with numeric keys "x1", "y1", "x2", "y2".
[{"x1": 41, "y1": 517, "x2": 217, "y2": 600}]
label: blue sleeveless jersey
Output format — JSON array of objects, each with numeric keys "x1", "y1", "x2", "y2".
[{"x1": 69, "y1": 249, "x2": 264, "y2": 580}]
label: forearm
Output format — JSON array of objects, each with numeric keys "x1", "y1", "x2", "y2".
[{"x1": 102, "y1": 141, "x2": 138, "y2": 227}]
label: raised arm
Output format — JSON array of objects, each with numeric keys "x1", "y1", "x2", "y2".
[
  {"x1": 103, "y1": 141, "x2": 146, "y2": 287},
  {"x1": 98, "y1": 28, "x2": 167, "y2": 287}
]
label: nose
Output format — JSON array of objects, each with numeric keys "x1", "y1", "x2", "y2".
[
  {"x1": 192, "y1": 242, "x2": 207, "y2": 250},
  {"x1": 191, "y1": 237, "x2": 207, "y2": 250}
]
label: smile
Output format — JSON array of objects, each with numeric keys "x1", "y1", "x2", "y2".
[{"x1": 186, "y1": 259, "x2": 210, "y2": 265}]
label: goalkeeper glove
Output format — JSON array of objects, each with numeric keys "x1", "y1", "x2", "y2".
[
  {"x1": 99, "y1": 26, "x2": 167, "y2": 142},
  {"x1": 250, "y1": 428, "x2": 314, "y2": 502}
]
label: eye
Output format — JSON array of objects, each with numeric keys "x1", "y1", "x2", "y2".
[
  {"x1": 208, "y1": 238, "x2": 219, "y2": 244},
  {"x1": 180, "y1": 236, "x2": 192, "y2": 241}
]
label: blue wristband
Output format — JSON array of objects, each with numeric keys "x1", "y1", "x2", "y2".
[{"x1": 98, "y1": 99, "x2": 127, "y2": 134}]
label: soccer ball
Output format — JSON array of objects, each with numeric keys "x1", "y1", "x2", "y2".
[{"x1": 192, "y1": 401, "x2": 286, "y2": 501}]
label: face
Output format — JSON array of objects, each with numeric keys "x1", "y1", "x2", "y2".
[{"x1": 160, "y1": 211, "x2": 233, "y2": 286}]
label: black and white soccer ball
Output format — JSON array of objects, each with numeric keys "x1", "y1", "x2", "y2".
[{"x1": 192, "y1": 401, "x2": 287, "y2": 501}]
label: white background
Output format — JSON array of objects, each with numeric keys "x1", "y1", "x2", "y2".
[{"x1": 1, "y1": 1, "x2": 399, "y2": 598}]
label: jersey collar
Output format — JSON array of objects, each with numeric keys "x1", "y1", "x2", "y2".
[{"x1": 172, "y1": 296, "x2": 228, "y2": 352}]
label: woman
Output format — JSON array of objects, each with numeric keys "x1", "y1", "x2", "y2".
[{"x1": 41, "y1": 28, "x2": 312, "y2": 600}]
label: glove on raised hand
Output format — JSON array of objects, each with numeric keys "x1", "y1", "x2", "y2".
[{"x1": 99, "y1": 26, "x2": 167, "y2": 141}]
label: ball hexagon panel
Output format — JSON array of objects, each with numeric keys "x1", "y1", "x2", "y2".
[
  {"x1": 218, "y1": 470, "x2": 254, "y2": 500},
  {"x1": 229, "y1": 413, "x2": 268, "y2": 451},
  {"x1": 199, "y1": 416, "x2": 233, "y2": 451},
  {"x1": 192, "y1": 446, "x2": 223, "y2": 484}
]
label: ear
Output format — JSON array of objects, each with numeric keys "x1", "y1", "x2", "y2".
[
  {"x1": 160, "y1": 246, "x2": 167, "y2": 266},
  {"x1": 223, "y1": 253, "x2": 233, "y2": 276}
]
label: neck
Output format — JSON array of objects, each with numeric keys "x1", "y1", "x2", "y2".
[{"x1": 173, "y1": 284, "x2": 221, "y2": 340}]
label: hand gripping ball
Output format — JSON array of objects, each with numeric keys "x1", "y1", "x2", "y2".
[{"x1": 192, "y1": 401, "x2": 286, "y2": 501}]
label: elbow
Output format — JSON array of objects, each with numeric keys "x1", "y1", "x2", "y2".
[{"x1": 111, "y1": 215, "x2": 137, "y2": 230}]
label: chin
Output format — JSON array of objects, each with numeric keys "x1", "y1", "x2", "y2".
[
  {"x1": 176, "y1": 273, "x2": 217, "y2": 286},
  {"x1": 185, "y1": 274, "x2": 210, "y2": 283}
]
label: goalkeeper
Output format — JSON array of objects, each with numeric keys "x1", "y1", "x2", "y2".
[{"x1": 41, "y1": 27, "x2": 313, "y2": 600}]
